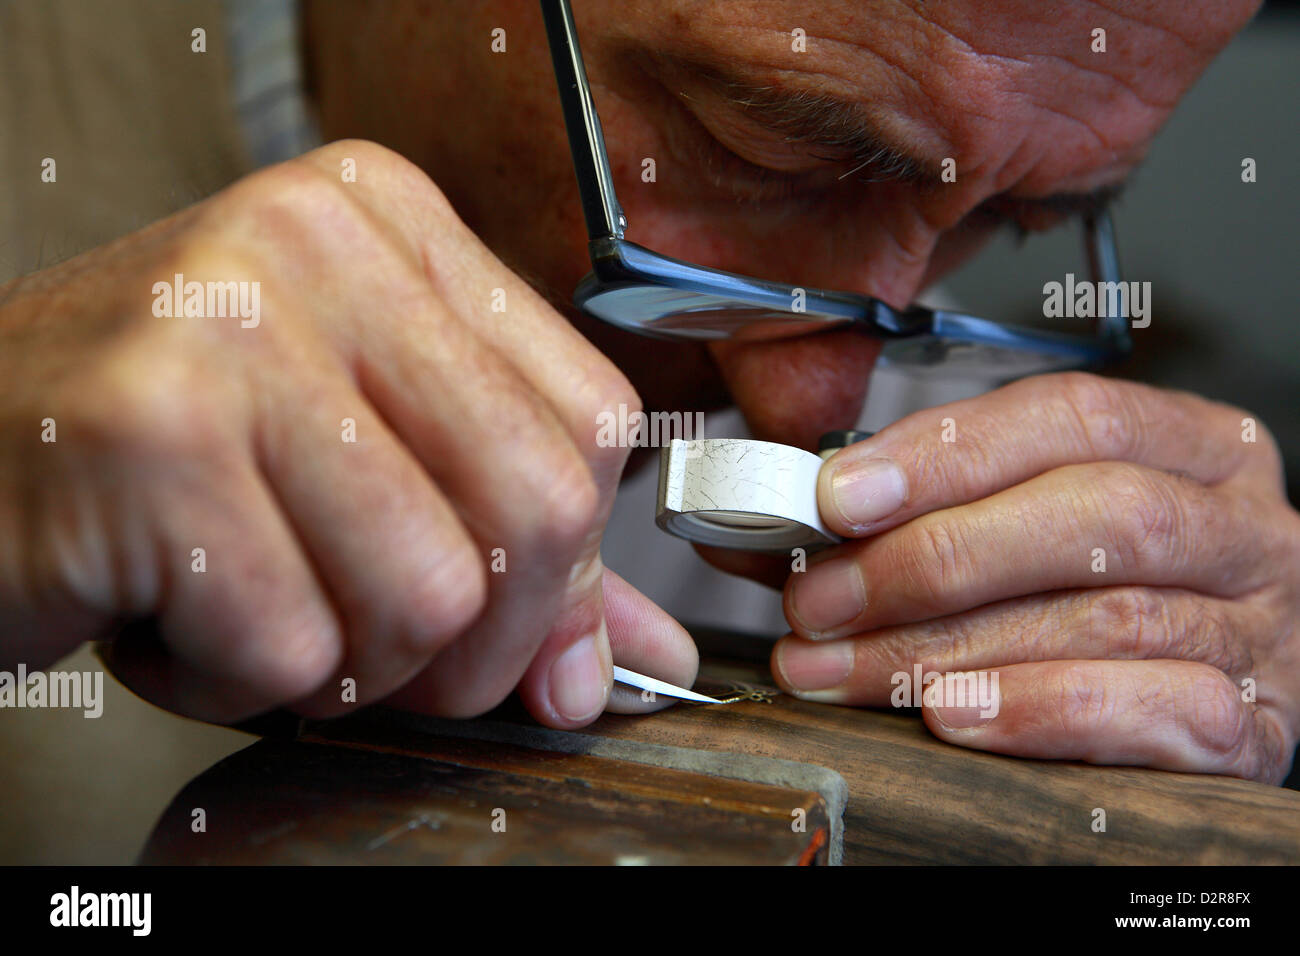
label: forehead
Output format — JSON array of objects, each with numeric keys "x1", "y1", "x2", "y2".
[{"x1": 630, "y1": 0, "x2": 1256, "y2": 194}]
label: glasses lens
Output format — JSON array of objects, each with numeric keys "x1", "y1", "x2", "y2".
[
  {"x1": 879, "y1": 337, "x2": 1087, "y2": 378},
  {"x1": 578, "y1": 283, "x2": 850, "y2": 342}
]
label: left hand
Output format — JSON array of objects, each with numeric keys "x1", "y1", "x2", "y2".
[{"x1": 770, "y1": 372, "x2": 1300, "y2": 783}]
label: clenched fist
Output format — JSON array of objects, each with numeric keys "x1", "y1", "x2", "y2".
[{"x1": 0, "y1": 140, "x2": 697, "y2": 727}]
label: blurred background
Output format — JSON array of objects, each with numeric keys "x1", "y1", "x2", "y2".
[{"x1": 0, "y1": 2, "x2": 1297, "y2": 864}]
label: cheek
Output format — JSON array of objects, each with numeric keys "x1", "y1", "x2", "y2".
[{"x1": 919, "y1": 217, "x2": 1005, "y2": 290}]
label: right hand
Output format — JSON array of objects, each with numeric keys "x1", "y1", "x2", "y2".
[{"x1": 0, "y1": 140, "x2": 697, "y2": 726}]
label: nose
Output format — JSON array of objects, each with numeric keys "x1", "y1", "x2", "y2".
[{"x1": 707, "y1": 328, "x2": 883, "y2": 450}]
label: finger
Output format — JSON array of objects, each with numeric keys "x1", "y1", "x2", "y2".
[
  {"x1": 816, "y1": 372, "x2": 1263, "y2": 538},
  {"x1": 771, "y1": 586, "x2": 1262, "y2": 704},
  {"x1": 488, "y1": 554, "x2": 614, "y2": 728},
  {"x1": 379, "y1": 171, "x2": 641, "y2": 724},
  {"x1": 785, "y1": 461, "x2": 1275, "y2": 640},
  {"x1": 297, "y1": 141, "x2": 634, "y2": 489},
  {"x1": 919, "y1": 659, "x2": 1289, "y2": 782},
  {"x1": 97, "y1": 624, "x2": 290, "y2": 724},
  {"x1": 295, "y1": 145, "x2": 630, "y2": 717},
  {"x1": 251, "y1": 362, "x2": 487, "y2": 718},
  {"x1": 139, "y1": 459, "x2": 343, "y2": 721},
  {"x1": 592, "y1": 568, "x2": 699, "y2": 714},
  {"x1": 253, "y1": 187, "x2": 602, "y2": 717}
]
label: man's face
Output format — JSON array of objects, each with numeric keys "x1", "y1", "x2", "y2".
[{"x1": 305, "y1": 0, "x2": 1258, "y2": 448}]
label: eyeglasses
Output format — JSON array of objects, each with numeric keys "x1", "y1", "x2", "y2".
[{"x1": 539, "y1": 0, "x2": 1132, "y2": 380}]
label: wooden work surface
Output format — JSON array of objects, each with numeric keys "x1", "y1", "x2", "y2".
[{"x1": 142, "y1": 629, "x2": 1300, "y2": 865}]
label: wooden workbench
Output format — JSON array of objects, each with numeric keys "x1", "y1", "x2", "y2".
[{"x1": 140, "y1": 629, "x2": 1300, "y2": 865}]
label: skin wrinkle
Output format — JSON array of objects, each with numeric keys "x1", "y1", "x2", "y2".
[
  {"x1": 639, "y1": 13, "x2": 1140, "y2": 294},
  {"x1": 1088, "y1": 0, "x2": 1214, "y2": 54},
  {"x1": 849, "y1": 585, "x2": 1256, "y2": 681},
  {"x1": 1009, "y1": 52, "x2": 1181, "y2": 113},
  {"x1": 675, "y1": 56, "x2": 1134, "y2": 245},
  {"x1": 654, "y1": 22, "x2": 958, "y2": 155},
  {"x1": 927, "y1": 11, "x2": 1190, "y2": 113},
  {"x1": 910, "y1": 7, "x2": 1217, "y2": 175},
  {"x1": 1023, "y1": 94, "x2": 1115, "y2": 157},
  {"x1": 14, "y1": 0, "x2": 1298, "y2": 780}
]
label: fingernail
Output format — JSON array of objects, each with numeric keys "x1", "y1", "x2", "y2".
[
  {"x1": 931, "y1": 673, "x2": 999, "y2": 730},
  {"x1": 789, "y1": 557, "x2": 866, "y2": 637},
  {"x1": 776, "y1": 640, "x2": 855, "y2": 700},
  {"x1": 549, "y1": 635, "x2": 608, "y2": 722},
  {"x1": 830, "y1": 458, "x2": 907, "y2": 530}
]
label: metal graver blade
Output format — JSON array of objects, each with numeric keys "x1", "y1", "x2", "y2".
[{"x1": 612, "y1": 666, "x2": 724, "y2": 704}]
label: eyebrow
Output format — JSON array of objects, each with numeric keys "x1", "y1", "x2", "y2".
[{"x1": 664, "y1": 57, "x2": 1127, "y2": 220}]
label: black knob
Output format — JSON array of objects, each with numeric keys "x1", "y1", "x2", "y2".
[{"x1": 817, "y1": 429, "x2": 875, "y2": 454}]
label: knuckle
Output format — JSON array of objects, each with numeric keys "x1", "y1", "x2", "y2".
[
  {"x1": 232, "y1": 156, "x2": 338, "y2": 212},
  {"x1": 1096, "y1": 463, "x2": 1186, "y2": 572},
  {"x1": 63, "y1": 352, "x2": 231, "y2": 460},
  {"x1": 535, "y1": 456, "x2": 602, "y2": 553},
  {"x1": 1091, "y1": 587, "x2": 1172, "y2": 658},
  {"x1": 1231, "y1": 405, "x2": 1286, "y2": 479},
  {"x1": 901, "y1": 519, "x2": 970, "y2": 604},
  {"x1": 582, "y1": 373, "x2": 642, "y2": 461},
  {"x1": 1056, "y1": 669, "x2": 1116, "y2": 729},
  {"x1": 509, "y1": 444, "x2": 601, "y2": 556},
  {"x1": 1058, "y1": 371, "x2": 1142, "y2": 460},
  {"x1": 397, "y1": 545, "x2": 489, "y2": 656},
  {"x1": 1183, "y1": 595, "x2": 1253, "y2": 676},
  {"x1": 250, "y1": 608, "x2": 344, "y2": 702},
  {"x1": 315, "y1": 137, "x2": 396, "y2": 168},
  {"x1": 591, "y1": 371, "x2": 643, "y2": 422},
  {"x1": 1182, "y1": 669, "x2": 1253, "y2": 763},
  {"x1": 316, "y1": 138, "x2": 460, "y2": 219},
  {"x1": 1089, "y1": 588, "x2": 1250, "y2": 676},
  {"x1": 220, "y1": 158, "x2": 364, "y2": 243}
]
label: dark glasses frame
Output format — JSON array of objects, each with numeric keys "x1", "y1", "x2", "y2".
[{"x1": 540, "y1": 0, "x2": 1132, "y2": 379}]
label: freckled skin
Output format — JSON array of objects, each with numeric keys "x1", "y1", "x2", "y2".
[{"x1": 303, "y1": 0, "x2": 1258, "y2": 448}]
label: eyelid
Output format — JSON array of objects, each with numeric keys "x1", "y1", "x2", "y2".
[
  {"x1": 674, "y1": 87, "x2": 847, "y2": 175},
  {"x1": 669, "y1": 97, "x2": 824, "y2": 201}
]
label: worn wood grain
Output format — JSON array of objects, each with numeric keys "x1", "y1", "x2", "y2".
[
  {"x1": 551, "y1": 650, "x2": 1300, "y2": 864},
  {"x1": 140, "y1": 735, "x2": 831, "y2": 865},
  {"x1": 145, "y1": 628, "x2": 1300, "y2": 865}
]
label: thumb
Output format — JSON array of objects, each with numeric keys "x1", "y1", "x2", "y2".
[
  {"x1": 515, "y1": 553, "x2": 613, "y2": 728},
  {"x1": 600, "y1": 567, "x2": 699, "y2": 714},
  {"x1": 515, "y1": 564, "x2": 701, "y2": 724}
]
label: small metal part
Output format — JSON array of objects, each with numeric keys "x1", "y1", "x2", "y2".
[{"x1": 711, "y1": 681, "x2": 780, "y2": 704}]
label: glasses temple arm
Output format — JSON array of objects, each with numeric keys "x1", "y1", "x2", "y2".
[
  {"x1": 540, "y1": 0, "x2": 626, "y2": 242},
  {"x1": 1084, "y1": 209, "x2": 1132, "y2": 350}
]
